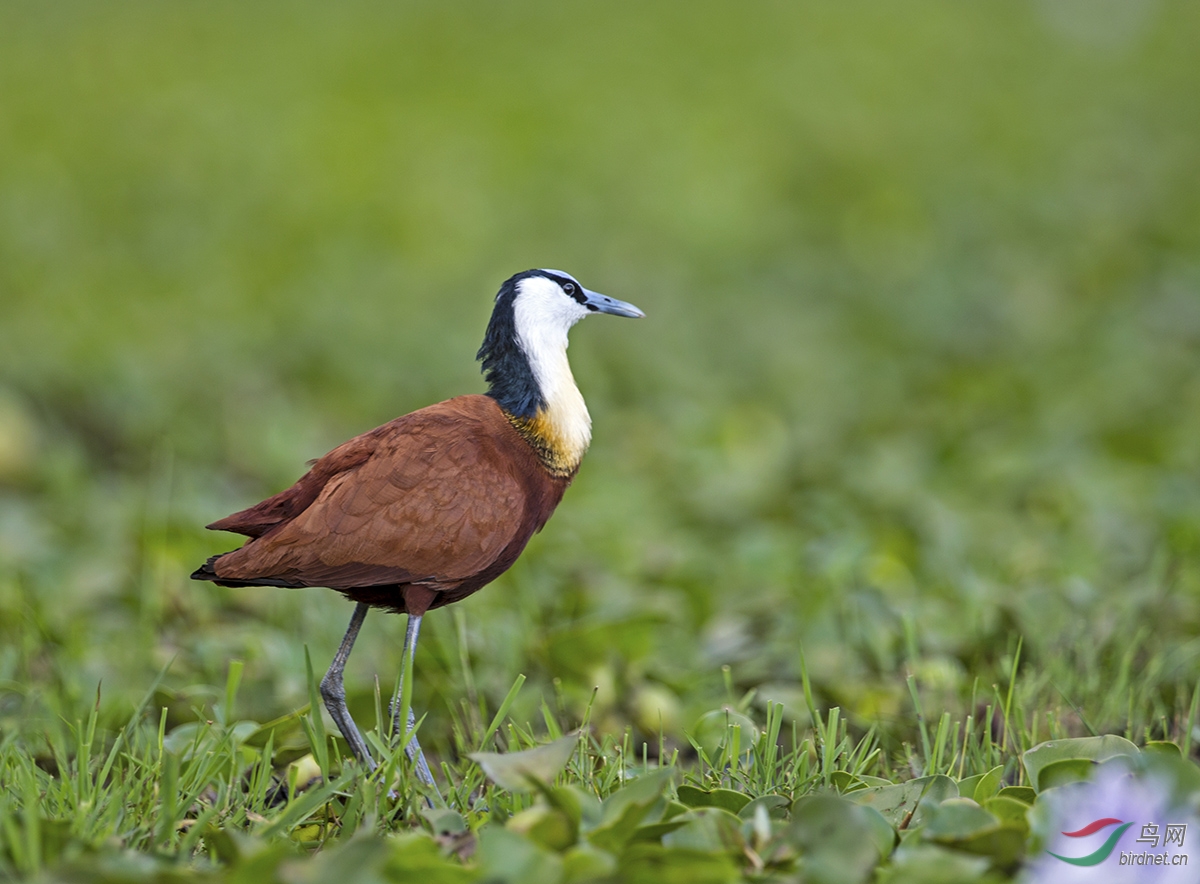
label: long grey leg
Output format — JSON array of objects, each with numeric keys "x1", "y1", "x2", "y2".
[
  {"x1": 390, "y1": 612, "x2": 438, "y2": 789},
  {"x1": 319, "y1": 602, "x2": 375, "y2": 772}
]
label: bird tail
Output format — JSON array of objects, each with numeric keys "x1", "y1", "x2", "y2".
[
  {"x1": 190, "y1": 554, "x2": 305, "y2": 588},
  {"x1": 190, "y1": 556, "x2": 222, "y2": 582}
]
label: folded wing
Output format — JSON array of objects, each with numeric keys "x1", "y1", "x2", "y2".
[{"x1": 207, "y1": 396, "x2": 529, "y2": 591}]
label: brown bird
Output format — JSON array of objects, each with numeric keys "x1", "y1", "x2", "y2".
[{"x1": 191, "y1": 269, "x2": 643, "y2": 787}]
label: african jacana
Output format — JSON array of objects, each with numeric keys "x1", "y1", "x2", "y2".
[{"x1": 191, "y1": 269, "x2": 643, "y2": 787}]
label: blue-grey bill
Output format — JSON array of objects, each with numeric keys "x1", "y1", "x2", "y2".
[{"x1": 584, "y1": 290, "x2": 645, "y2": 318}]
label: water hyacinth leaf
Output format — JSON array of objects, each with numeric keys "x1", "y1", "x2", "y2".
[
  {"x1": 590, "y1": 794, "x2": 663, "y2": 851},
  {"x1": 423, "y1": 807, "x2": 468, "y2": 836},
  {"x1": 922, "y1": 800, "x2": 1026, "y2": 872},
  {"x1": 956, "y1": 774, "x2": 985, "y2": 800},
  {"x1": 831, "y1": 771, "x2": 868, "y2": 793},
  {"x1": 1021, "y1": 735, "x2": 1138, "y2": 793},
  {"x1": 599, "y1": 768, "x2": 676, "y2": 823},
  {"x1": 478, "y1": 825, "x2": 564, "y2": 884},
  {"x1": 785, "y1": 794, "x2": 885, "y2": 884},
  {"x1": 982, "y1": 796, "x2": 1031, "y2": 831},
  {"x1": 296, "y1": 830, "x2": 475, "y2": 884},
  {"x1": 663, "y1": 800, "x2": 691, "y2": 821},
  {"x1": 689, "y1": 709, "x2": 760, "y2": 759},
  {"x1": 543, "y1": 785, "x2": 599, "y2": 831},
  {"x1": 507, "y1": 805, "x2": 577, "y2": 852},
  {"x1": 850, "y1": 775, "x2": 957, "y2": 828},
  {"x1": 1035, "y1": 758, "x2": 1096, "y2": 791},
  {"x1": 380, "y1": 834, "x2": 481, "y2": 881},
  {"x1": 877, "y1": 844, "x2": 993, "y2": 884},
  {"x1": 1143, "y1": 740, "x2": 1182, "y2": 757},
  {"x1": 738, "y1": 795, "x2": 790, "y2": 820},
  {"x1": 1140, "y1": 750, "x2": 1200, "y2": 802},
  {"x1": 922, "y1": 798, "x2": 997, "y2": 840},
  {"x1": 972, "y1": 766, "x2": 1004, "y2": 803},
  {"x1": 942, "y1": 825, "x2": 1026, "y2": 872},
  {"x1": 997, "y1": 786, "x2": 1036, "y2": 805},
  {"x1": 861, "y1": 805, "x2": 899, "y2": 859},
  {"x1": 858, "y1": 776, "x2": 895, "y2": 788},
  {"x1": 561, "y1": 843, "x2": 617, "y2": 881},
  {"x1": 469, "y1": 733, "x2": 579, "y2": 792},
  {"x1": 662, "y1": 807, "x2": 745, "y2": 854},
  {"x1": 632, "y1": 818, "x2": 692, "y2": 842},
  {"x1": 675, "y1": 786, "x2": 751, "y2": 814},
  {"x1": 588, "y1": 768, "x2": 675, "y2": 852},
  {"x1": 616, "y1": 843, "x2": 741, "y2": 884}
]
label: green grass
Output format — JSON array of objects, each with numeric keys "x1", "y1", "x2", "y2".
[{"x1": 2, "y1": 0, "x2": 1200, "y2": 880}]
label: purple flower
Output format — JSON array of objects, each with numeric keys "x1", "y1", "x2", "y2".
[{"x1": 1023, "y1": 765, "x2": 1199, "y2": 884}]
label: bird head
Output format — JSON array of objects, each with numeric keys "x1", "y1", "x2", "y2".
[{"x1": 478, "y1": 270, "x2": 642, "y2": 419}]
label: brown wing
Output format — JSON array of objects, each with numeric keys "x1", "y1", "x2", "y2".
[
  {"x1": 210, "y1": 396, "x2": 529, "y2": 590},
  {"x1": 206, "y1": 438, "x2": 376, "y2": 538}
]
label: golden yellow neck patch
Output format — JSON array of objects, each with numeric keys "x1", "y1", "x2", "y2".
[{"x1": 504, "y1": 410, "x2": 582, "y2": 478}]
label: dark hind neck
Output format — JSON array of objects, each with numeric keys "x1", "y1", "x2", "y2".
[{"x1": 477, "y1": 271, "x2": 545, "y2": 418}]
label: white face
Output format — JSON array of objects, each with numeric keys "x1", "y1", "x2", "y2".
[
  {"x1": 516, "y1": 272, "x2": 590, "y2": 338},
  {"x1": 512, "y1": 273, "x2": 590, "y2": 349}
]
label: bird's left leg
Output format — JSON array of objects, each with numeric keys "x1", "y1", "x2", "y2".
[
  {"x1": 392, "y1": 613, "x2": 437, "y2": 787},
  {"x1": 391, "y1": 585, "x2": 439, "y2": 792}
]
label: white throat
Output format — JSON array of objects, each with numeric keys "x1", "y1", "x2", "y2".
[{"x1": 512, "y1": 277, "x2": 593, "y2": 465}]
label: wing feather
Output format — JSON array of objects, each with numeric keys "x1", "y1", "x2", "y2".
[{"x1": 210, "y1": 396, "x2": 530, "y2": 590}]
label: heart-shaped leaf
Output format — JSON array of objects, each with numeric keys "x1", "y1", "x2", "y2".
[
  {"x1": 469, "y1": 733, "x2": 579, "y2": 792},
  {"x1": 1021, "y1": 735, "x2": 1138, "y2": 793}
]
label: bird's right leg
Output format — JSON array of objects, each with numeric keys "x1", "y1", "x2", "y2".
[{"x1": 319, "y1": 601, "x2": 376, "y2": 772}]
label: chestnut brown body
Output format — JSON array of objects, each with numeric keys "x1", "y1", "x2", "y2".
[{"x1": 195, "y1": 395, "x2": 572, "y2": 613}]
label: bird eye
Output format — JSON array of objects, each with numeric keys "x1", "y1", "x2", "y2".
[{"x1": 563, "y1": 282, "x2": 576, "y2": 295}]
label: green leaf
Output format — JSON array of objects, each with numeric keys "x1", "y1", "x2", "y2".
[
  {"x1": 921, "y1": 799, "x2": 1026, "y2": 872},
  {"x1": 588, "y1": 769, "x2": 675, "y2": 853},
  {"x1": 662, "y1": 807, "x2": 745, "y2": 854},
  {"x1": 615, "y1": 843, "x2": 740, "y2": 884},
  {"x1": 469, "y1": 733, "x2": 579, "y2": 792},
  {"x1": 478, "y1": 825, "x2": 564, "y2": 884},
  {"x1": 860, "y1": 805, "x2": 899, "y2": 859},
  {"x1": 849, "y1": 775, "x2": 957, "y2": 828},
  {"x1": 943, "y1": 825, "x2": 1026, "y2": 872},
  {"x1": 422, "y1": 807, "x2": 468, "y2": 836},
  {"x1": 878, "y1": 844, "x2": 993, "y2": 883},
  {"x1": 972, "y1": 766, "x2": 1004, "y2": 803},
  {"x1": 508, "y1": 805, "x2": 578, "y2": 852},
  {"x1": 956, "y1": 774, "x2": 985, "y2": 800},
  {"x1": 1143, "y1": 740, "x2": 1182, "y2": 757},
  {"x1": 784, "y1": 795, "x2": 885, "y2": 884},
  {"x1": 997, "y1": 786, "x2": 1035, "y2": 805},
  {"x1": 831, "y1": 771, "x2": 868, "y2": 793},
  {"x1": 631, "y1": 819, "x2": 692, "y2": 842},
  {"x1": 543, "y1": 785, "x2": 597, "y2": 831},
  {"x1": 675, "y1": 785, "x2": 751, "y2": 814},
  {"x1": 1021, "y1": 735, "x2": 1138, "y2": 792},
  {"x1": 982, "y1": 796, "x2": 1030, "y2": 832},
  {"x1": 561, "y1": 843, "x2": 617, "y2": 882},
  {"x1": 1035, "y1": 758, "x2": 1095, "y2": 791},
  {"x1": 689, "y1": 708, "x2": 760, "y2": 760},
  {"x1": 662, "y1": 800, "x2": 691, "y2": 822},
  {"x1": 737, "y1": 795, "x2": 790, "y2": 820},
  {"x1": 922, "y1": 798, "x2": 997, "y2": 839},
  {"x1": 600, "y1": 768, "x2": 676, "y2": 823}
]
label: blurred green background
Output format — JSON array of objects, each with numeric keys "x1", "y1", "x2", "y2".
[{"x1": 1, "y1": 0, "x2": 1199, "y2": 762}]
